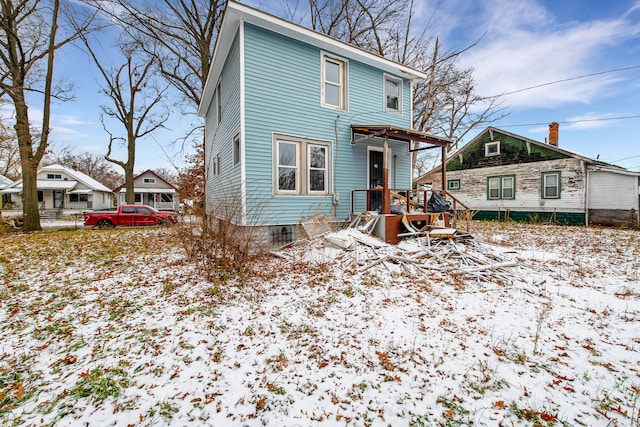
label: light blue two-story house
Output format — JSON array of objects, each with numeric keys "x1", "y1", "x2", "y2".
[{"x1": 198, "y1": 1, "x2": 451, "y2": 245}]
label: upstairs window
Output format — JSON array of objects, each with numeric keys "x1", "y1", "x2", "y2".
[
  {"x1": 46, "y1": 173, "x2": 62, "y2": 179},
  {"x1": 485, "y1": 141, "x2": 500, "y2": 157},
  {"x1": 542, "y1": 171, "x2": 561, "y2": 199},
  {"x1": 385, "y1": 75, "x2": 402, "y2": 112},
  {"x1": 322, "y1": 54, "x2": 346, "y2": 110},
  {"x1": 143, "y1": 178, "x2": 156, "y2": 184}
]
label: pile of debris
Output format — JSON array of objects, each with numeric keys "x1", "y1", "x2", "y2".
[{"x1": 270, "y1": 214, "x2": 529, "y2": 287}]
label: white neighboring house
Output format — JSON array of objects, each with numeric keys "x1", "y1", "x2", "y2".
[
  {"x1": 113, "y1": 170, "x2": 179, "y2": 211},
  {"x1": 1, "y1": 164, "x2": 113, "y2": 214},
  {"x1": 0, "y1": 175, "x2": 14, "y2": 209}
]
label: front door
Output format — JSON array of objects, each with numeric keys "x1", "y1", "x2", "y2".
[
  {"x1": 368, "y1": 150, "x2": 383, "y2": 211},
  {"x1": 53, "y1": 191, "x2": 64, "y2": 208}
]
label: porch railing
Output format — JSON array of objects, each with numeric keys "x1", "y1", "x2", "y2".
[{"x1": 350, "y1": 188, "x2": 471, "y2": 230}]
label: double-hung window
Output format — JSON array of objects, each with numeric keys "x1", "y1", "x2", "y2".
[
  {"x1": 384, "y1": 75, "x2": 402, "y2": 112},
  {"x1": 275, "y1": 136, "x2": 331, "y2": 195},
  {"x1": 322, "y1": 54, "x2": 346, "y2": 110},
  {"x1": 487, "y1": 175, "x2": 515, "y2": 200},
  {"x1": 308, "y1": 144, "x2": 327, "y2": 193},
  {"x1": 277, "y1": 141, "x2": 299, "y2": 194},
  {"x1": 541, "y1": 171, "x2": 561, "y2": 199}
]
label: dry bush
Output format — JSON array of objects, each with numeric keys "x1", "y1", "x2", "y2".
[{"x1": 173, "y1": 187, "x2": 265, "y2": 283}]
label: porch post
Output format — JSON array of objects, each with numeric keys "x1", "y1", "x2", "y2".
[
  {"x1": 440, "y1": 145, "x2": 447, "y2": 197},
  {"x1": 382, "y1": 134, "x2": 390, "y2": 214}
]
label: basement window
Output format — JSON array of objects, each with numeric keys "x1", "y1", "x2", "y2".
[
  {"x1": 485, "y1": 141, "x2": 500, "y2": 157},
  {"x1": 269, "y1": 225, "x2": 295, "y2": 247}
]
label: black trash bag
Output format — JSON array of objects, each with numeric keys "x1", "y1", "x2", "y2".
[{"x1": 427, "y1": 191, "x2": 451, "y2": 212}]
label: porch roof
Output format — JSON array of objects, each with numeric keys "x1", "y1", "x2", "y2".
[
  {"x1": 116, "y1": 188, "x2": 176, "y2": 193},
  {"x1": 350, "y1": 125, "x2": 452, "y2": 148},
  {"x1": 4, "y1": 180, "x2": 78, "y2": 191}
]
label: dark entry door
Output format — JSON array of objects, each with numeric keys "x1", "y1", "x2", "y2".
[{"x1": 369, "y1": 150, "x2": 383, "y2": 211}]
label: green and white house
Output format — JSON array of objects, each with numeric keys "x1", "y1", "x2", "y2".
[
  {"x1": 416, "y1": 125, "x2": 640, "y2": 228},
  {"x1": 198, "y1": 1, "x2": 450, "y2": 244}
]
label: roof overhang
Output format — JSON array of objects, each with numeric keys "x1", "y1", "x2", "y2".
[
  {"x1": 0, "y1": 188, "x2": 20, "y2": 194},
  {"x1": 117, "y1": 188, "x2": 176, "y2": 194},
  {"x1": 351, "y1": 124, "x2": 452, "y2": 148},
  {"x1": 198, "y1": 1, "x2": 427, "y2": 116},
  {"x1": 68, "y1": 189, "x2": 93, "y2": 194}
]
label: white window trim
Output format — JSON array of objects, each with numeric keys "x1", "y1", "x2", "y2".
[
  {"x1": 273, "y1": 134, "x2": 332, "y2": 196},
  {"x1": 307, "y1": 143, "x2": 329, "y2": 195},
  {"x1": 321, "y1": 53, "x2": 347, "y2": 110},
  {"x1": 502, "y1": 176, "x2": 514, "y2": 199},
  {"x1": 143, "y1": 178, "x2": 156, "y2": 184},
  {"x1": 275, "y1": 140, "x2": 300, "y2": 195},
  {"x1": 216, "y1": 82, "x2": 222, "y2": 124},
  {"x1": 542, "y1": 171, "x2": 561, "y2": 199},
  {"x1": 384, "y1": 74, "x2": 402, "y2": 113},
  {"x1": 212, "y1": 154, "x2": 221, "y2": 176},
  {"x1": 485, "y1": 141, "x2": 500, "y2": 157}
]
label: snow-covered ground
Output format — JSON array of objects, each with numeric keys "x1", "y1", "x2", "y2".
[{"x1": 0, "y1": 222, "x2": 638, "y2": 426}]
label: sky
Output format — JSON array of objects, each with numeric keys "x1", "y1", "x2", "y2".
[{"x1": 17, "y1": 0, "x2": 640, "y2": 173}]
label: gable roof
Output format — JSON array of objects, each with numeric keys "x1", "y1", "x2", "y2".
[
  {"x1": 198, "y1": 1, "x2": 427, "y2": 116},
  {"x1": 113, "y1": 169, "x2": 179, "y2": 193},
  {"x1": 417, "y1": 126, "x2": 628, "y2": 182},
  {"x1": 0, "y1": 174, "x2": 12, "y2": 189},
  {"x1": 6, "y1": 164, "x2": 112, "y2": 192}
]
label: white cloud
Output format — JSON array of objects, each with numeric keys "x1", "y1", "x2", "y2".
[{"x1": 455, "y1": 1, "x2": 639, "y2": 108}]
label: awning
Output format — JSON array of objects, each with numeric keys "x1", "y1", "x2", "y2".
[
  {"x1": 0, "y1": 188, "x2": 21, "y2": 194},
  {"x1": 68, "y1": 189, "x2": 92, "y2": 194},
  {"x1": 36, "y1": 180, "x2": 78, "y2": 190},
  {"x1": 351, "y1": 124, "x2": 452, "y2": 148},
  {"x1": 117, "y1": 188, "x2": 176, "y2": 193}
]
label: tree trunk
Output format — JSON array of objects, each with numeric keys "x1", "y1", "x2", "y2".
[
  {"x1": 124, "y1": 163, "x2": 135, "y2": 204},
  {"x1": 14, "y1": 94, "x2": 42, "y2": 231}
]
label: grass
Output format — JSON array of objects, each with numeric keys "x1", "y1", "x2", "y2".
[{"x1": 1, "y1": 223, "x2": 639, "y2": 426}]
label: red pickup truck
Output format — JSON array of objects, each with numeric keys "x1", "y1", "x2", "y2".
[{"x1": 84, "y1": 205, "x2": 178, "y2": 228}]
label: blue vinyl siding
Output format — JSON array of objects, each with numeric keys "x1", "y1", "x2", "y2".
[
  {"x1": 242, "y1": 23, "x2": 413, "y2": 226},
  {"x1": 207, "y1": 32, "x2": 242, "y2": 215}
]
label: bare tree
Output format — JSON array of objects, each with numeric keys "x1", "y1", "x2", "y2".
[
  {"x1": 80, "y1": 36, "x2": 169, "y2": 203},
  {"x1": 46, "y1": 147, "x2": 123, "y2": 189},
  {"x1": 0, "y1": 0, "x2": 94, "y2": 230},
  {"x1": 85, "y1": 0, "x2": 224, "y2": 211},
  {"x1": 300, "y1": 0, "x2": 508, "y2": 178},
  {"x1": 0, "y1": 116, "x2": 20, "y2": 179}
]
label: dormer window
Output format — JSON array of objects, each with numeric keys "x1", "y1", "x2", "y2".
[
  {"x1": 47, "y1": 173, "x2": 62, "y2": 179},
  {"x1": 485, "y1": 141, "x2": 500, "y2": 157},
  {"x1": 384, "y1": 75, "x2": 402, "y2": 112}
]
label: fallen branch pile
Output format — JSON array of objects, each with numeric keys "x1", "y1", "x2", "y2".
[{"x1": 271, "y1": 223, "x2": 533, "y2": 288}]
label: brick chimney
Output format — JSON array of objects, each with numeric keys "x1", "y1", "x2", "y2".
[{"x1": 548, "y1": 122, "x2": 559, "y2": 146}]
